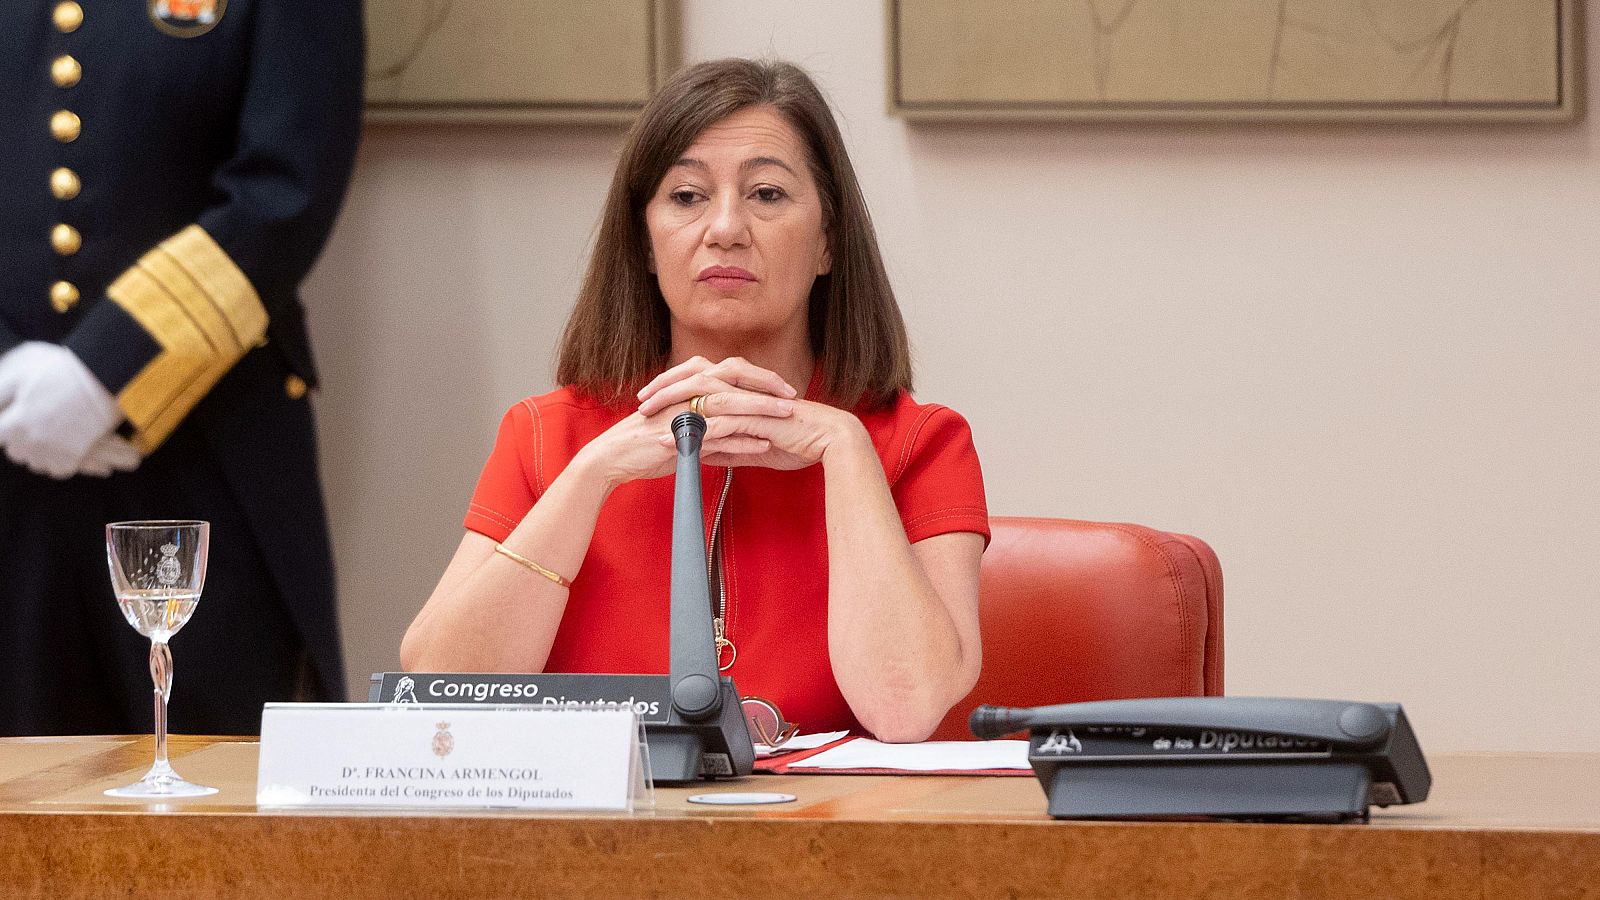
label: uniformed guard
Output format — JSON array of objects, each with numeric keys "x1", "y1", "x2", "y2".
[{"x1": 0, "y1": 1, "x2": 363, "y2": 735}]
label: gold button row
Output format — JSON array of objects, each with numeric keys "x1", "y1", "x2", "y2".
[
  {"x1": 49, "y1": 4, "x2": 85, "y2": 313},
  {"x1": 49, "y1": 162, "x2": 82, "y2": 311},
  {"x1": 54, "y1": 1, "x2": 83, "y2": 33}
]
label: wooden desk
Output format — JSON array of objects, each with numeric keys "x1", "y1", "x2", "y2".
[{"x1": 1, "y1": 736, "x2": 1595, "y2": 899}]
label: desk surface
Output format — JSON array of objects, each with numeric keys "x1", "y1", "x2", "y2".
[{"x1": 2, "y1": 736, "x2": 1596, "y2": 899}]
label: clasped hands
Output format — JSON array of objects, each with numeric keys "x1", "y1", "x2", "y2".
[
  {"x1": 579, "y1": 357, "x2": 868, "y2": 487},
  {"x1": 0, "y1": 342, "x2": 140, "y2": 479}
]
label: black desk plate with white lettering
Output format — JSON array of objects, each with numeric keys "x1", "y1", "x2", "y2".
[
  {"x1": 370, "y1": 672, "x2": 673, "y2": 725},
  {"x1": 370, "y1": 672, "x2": 754, "y2": 782}
]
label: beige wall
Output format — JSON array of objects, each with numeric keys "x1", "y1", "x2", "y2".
[{"x1": 304, "y1": 2, "x2": 1599, "y2": 751}]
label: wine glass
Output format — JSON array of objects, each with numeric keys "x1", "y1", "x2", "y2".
[{"x1": 104, "y1": 520, "x2": 218, "y2": 798}]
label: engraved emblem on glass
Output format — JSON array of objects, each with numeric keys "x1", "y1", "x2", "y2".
[{"x1": 104, "y1": 520, "x2": 219, "y2": 798}]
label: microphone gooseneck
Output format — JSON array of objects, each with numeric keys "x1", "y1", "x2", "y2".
[{"x1": 669, "y1": 411, "x2": 721, "y2": 720}]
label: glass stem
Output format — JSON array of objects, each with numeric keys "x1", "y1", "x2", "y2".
[{"x1": 149, "y1": 639, "x2": 174, "y2": 774}]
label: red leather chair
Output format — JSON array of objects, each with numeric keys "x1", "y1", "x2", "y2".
[{"x1": 929, "y1": 517, "x2": 1224, "y2": 741}]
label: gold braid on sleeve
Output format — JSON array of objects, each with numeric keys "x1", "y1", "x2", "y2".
[{"x1": 109, "y1": 225, "x2": 268, "y2": 453}]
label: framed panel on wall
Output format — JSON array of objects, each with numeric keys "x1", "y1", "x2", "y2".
[
  {"x1": 366, "y1": 0, "x2": 679, "y2": 123},
  {"x1": 889, "y1": 0, "x2": 1581, "y2": 122}
]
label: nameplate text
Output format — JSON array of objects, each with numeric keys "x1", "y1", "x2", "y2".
[{"x1": 257, "y1": 703, "x2": 642, "y2": 811}]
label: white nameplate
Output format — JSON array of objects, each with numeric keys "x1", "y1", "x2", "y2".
[{"x1": 257, "y1": 703, "x2": 643, "y2": 811}]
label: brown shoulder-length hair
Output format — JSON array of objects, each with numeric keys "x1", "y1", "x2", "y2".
[{"x1": 555, "y1": 58, "x2": 912, "y2": 410}]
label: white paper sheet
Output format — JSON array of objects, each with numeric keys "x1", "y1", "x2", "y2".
[
  {"x1": 755, "y1": 730, "x2": 850, "y2": 758},
  {"x1": 785, "y1": 738, "x2": 1031, "y2": 771}
]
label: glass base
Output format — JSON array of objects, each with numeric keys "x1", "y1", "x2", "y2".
[{"x1": 105, "y1": 771, "x2": 219, "y2": 798}]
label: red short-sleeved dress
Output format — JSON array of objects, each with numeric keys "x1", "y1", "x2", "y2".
[{"x1": 463, "y1": 372, "x2": 989, "y2": 734}]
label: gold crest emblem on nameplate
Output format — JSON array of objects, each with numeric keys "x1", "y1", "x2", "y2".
[
  {"x1": 432, "y1": 722, "x2": 454, "y2": 758},
  {"x1": 148, "y1": 0, "x2": 226, "y2": 38}
]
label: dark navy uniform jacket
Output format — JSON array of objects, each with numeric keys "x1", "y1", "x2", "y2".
[{"x1": 0, "y1": 0, "x2": 363, "y2": 699}]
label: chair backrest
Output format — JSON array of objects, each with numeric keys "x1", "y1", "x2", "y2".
[{"x1": 928, "y1": 517, "x2": 1224, "y2": 741}]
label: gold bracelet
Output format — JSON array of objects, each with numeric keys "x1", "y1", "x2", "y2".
[{"x1": 493, "y1": 543, "x2": 572, "y2": 588}]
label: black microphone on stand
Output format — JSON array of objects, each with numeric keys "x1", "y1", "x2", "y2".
[
  {"x1": 637, "y1": 410, "x2": 756, "y2": 779},
  {"x1": 668, "y1": 411, "x2": 722, "y2": 720}
]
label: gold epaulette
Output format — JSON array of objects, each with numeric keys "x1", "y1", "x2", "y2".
[{"x1": 109, "y1": 225, "x2": 267, "y2": 453}]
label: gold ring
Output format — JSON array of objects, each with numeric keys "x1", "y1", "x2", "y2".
[{"x1": 689, "y1": 394, "x2": 708, "y2": 417}]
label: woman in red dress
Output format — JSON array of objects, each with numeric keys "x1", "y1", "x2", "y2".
[{"x1": 402, "y1": 59, "x2": 989, "y2": 742}]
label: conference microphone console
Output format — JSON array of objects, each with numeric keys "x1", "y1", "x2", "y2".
[{"x1": 971, "y1": 696, "x2": 1430, "y2": 822}]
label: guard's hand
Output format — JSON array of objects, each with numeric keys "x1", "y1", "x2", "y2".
[
  {"x1": 76, "y1": 434, "x2": 143, "y2": 478},
  {"x1": 0, "y1": 342, "x2": 126, "y2": 479}
]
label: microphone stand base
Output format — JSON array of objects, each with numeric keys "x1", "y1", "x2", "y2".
[{"x1": 650, "y1": 679, "x2": 756, "y2": 783}]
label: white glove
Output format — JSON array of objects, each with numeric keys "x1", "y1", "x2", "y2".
[
  {"x1": 0, "y1": 341, "x2": 126, "y2": 479},
  {"x1": 77, "y1": 433, "x2": 144, "y2": 478}
]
